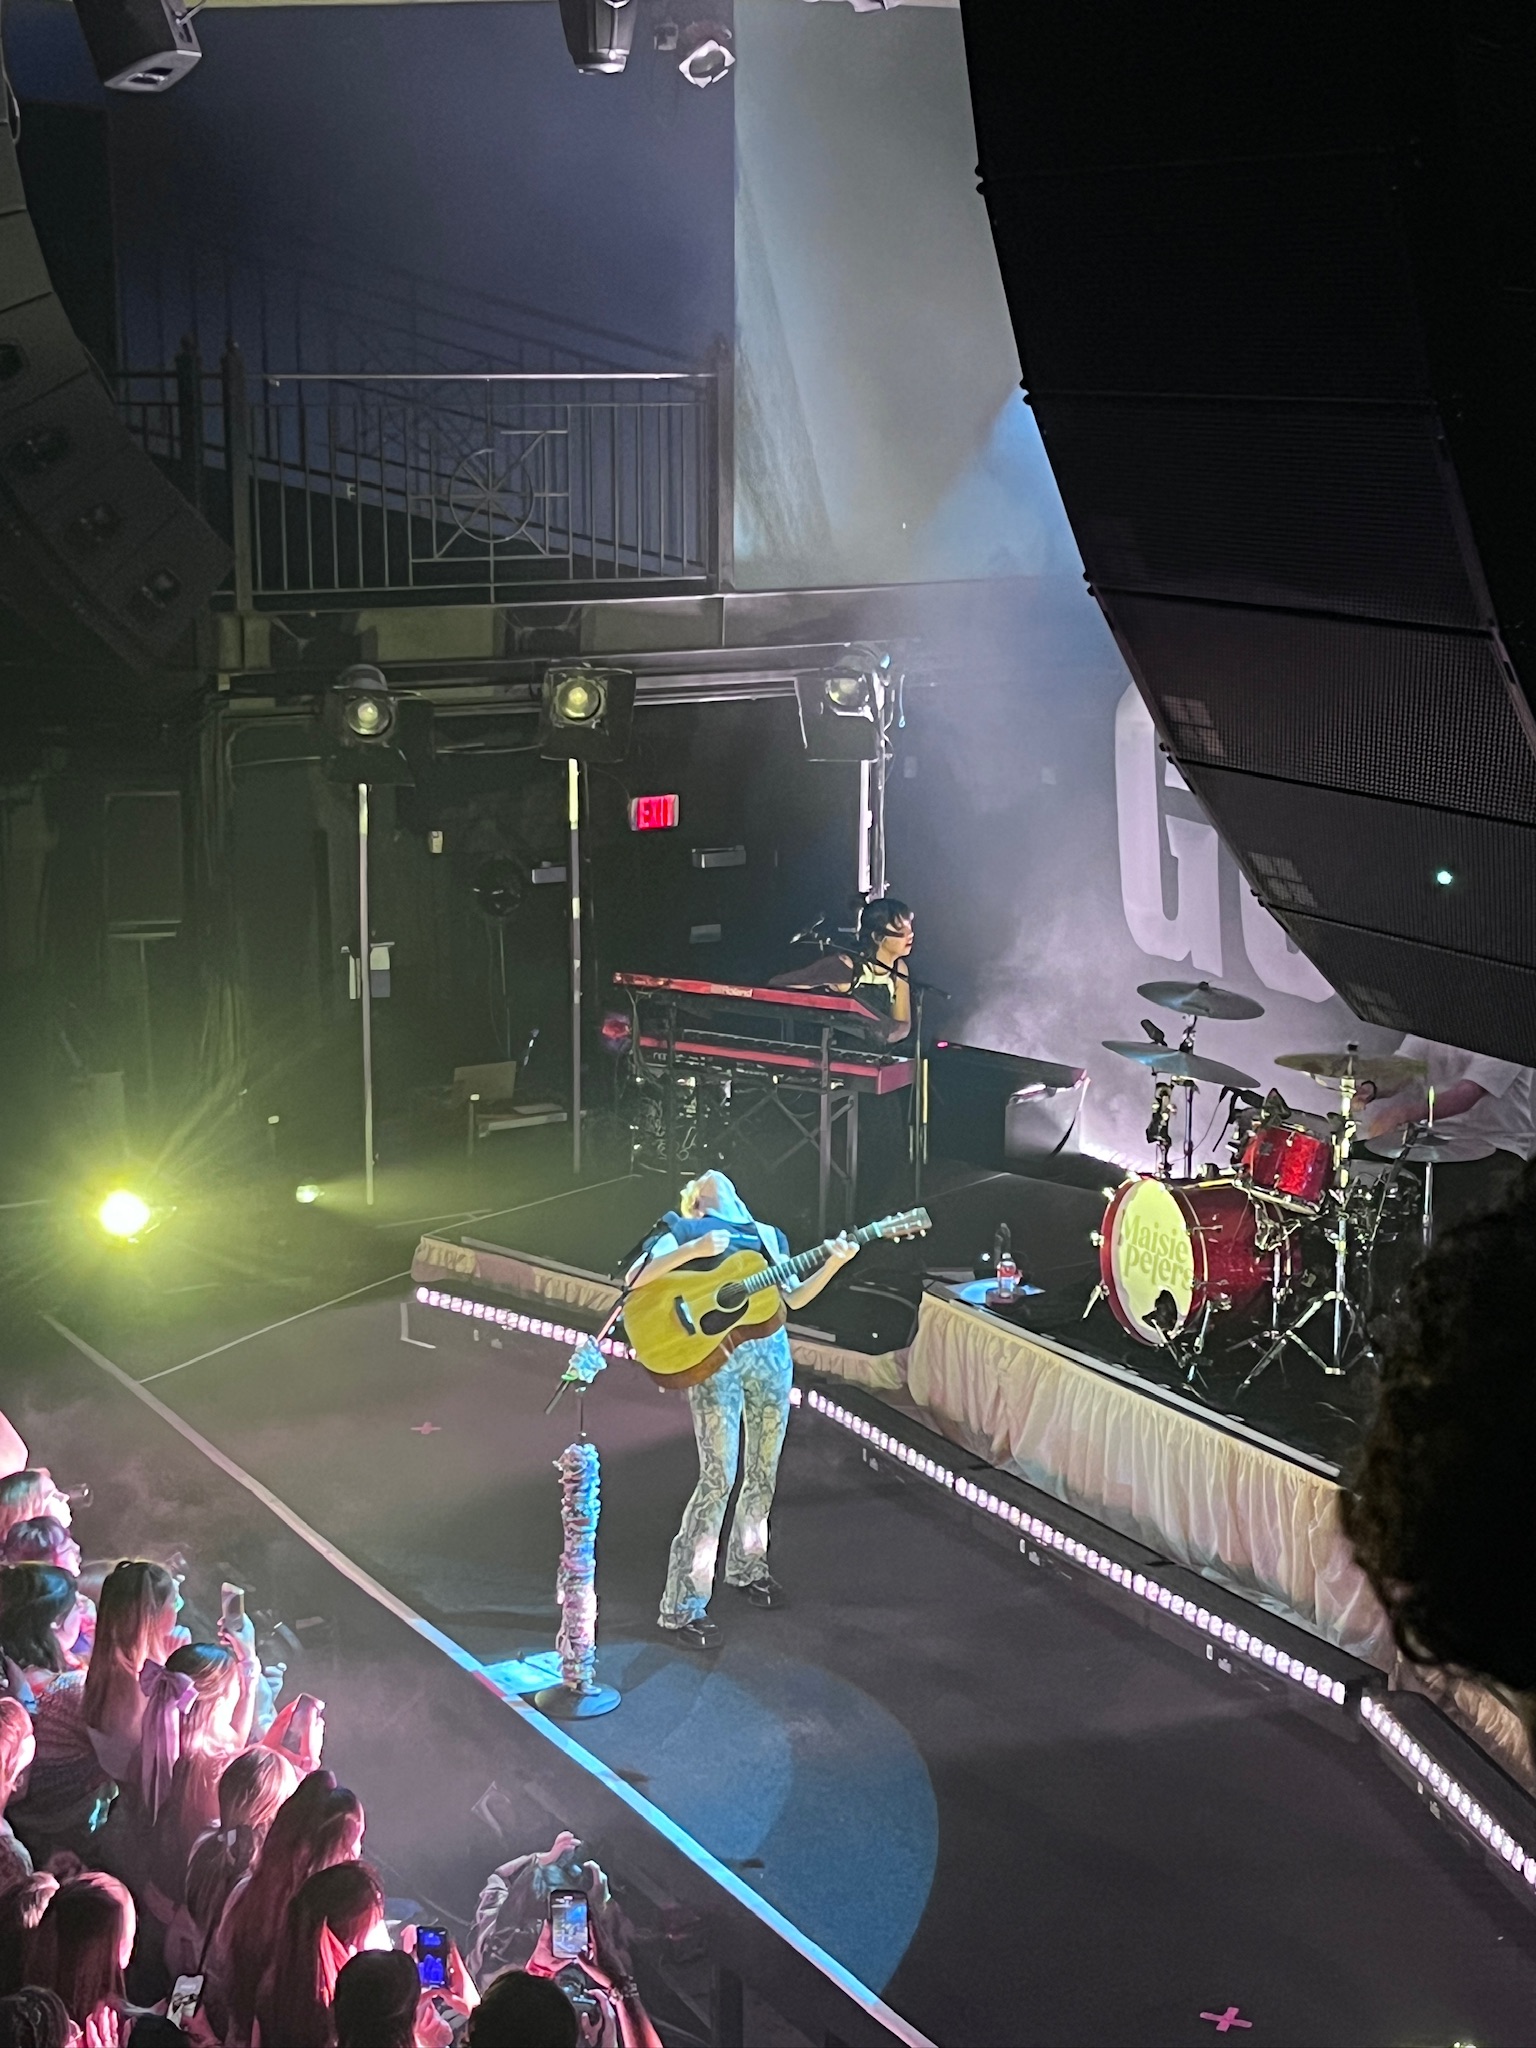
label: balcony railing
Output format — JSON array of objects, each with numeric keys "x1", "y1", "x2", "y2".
[{"x1": 117, "y1": 346, "x2": 723, "y2": 607}]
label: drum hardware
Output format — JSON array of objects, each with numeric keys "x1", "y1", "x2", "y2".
[
  {"x1": 1364, "y1": 1102, "x2": 1496, "y2": 1250},
  {"x1": 1104, "y1": 1040, "x2": 1261, "y2": 1181},
  {"x1": 1096, "y1": 1175, "x2": 1292, "y2": 1365},
  {"x1": 1233, "y1": 1047, "x2": 1390, "y2": 1393},
  {"x1": 1147, "y1": 1075, "x2": 1176, "y2": 1179}
]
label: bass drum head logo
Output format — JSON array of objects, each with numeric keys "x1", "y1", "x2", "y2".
[{"x1": 1105, "y1": 1178, "x2": 1195, "y2": 1340}]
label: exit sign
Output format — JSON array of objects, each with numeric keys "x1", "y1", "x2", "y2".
[{"x1": 629, "y1": 794, "x2": 680, "y2": 831}]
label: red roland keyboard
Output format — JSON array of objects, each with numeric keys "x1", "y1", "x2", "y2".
[
  {"x1": 614, "y1": 971, "x2": 914, "y2": 1094},
  {"x1": 634, "y1": 1032, "x2": 915, "y2": 1094},
  {"x1": 613, "y1": 972, "x2": 885, "y2": 1030}
]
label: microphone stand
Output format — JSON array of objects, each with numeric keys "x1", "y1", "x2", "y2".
[
  {"x1": 889, "y1": 965, "x2": 948, "y2": 1202},
  {"x1": 534, "y1": 1294, "x2": 631, "y2": 1721}
]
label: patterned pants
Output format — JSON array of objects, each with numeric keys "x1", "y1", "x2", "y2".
[{"x1": 659, "y1": 1329, "x2": 794, "y2": 1626}]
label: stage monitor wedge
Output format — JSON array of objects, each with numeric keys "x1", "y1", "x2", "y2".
[
  {"x1": 1, "y1": 120, "x2": 229, "y2": 672},
  {"x1": 960, "y1": 0, "x2": 1536, "y2": 1066}
]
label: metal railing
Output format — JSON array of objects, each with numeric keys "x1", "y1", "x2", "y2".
[{"x1": 117, "y1": 344, "x2": 722, "y2": 607}]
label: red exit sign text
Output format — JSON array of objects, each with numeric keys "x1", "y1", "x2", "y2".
[{"x1": 629, "y1": 794, "x2": 680, "y2": 832}]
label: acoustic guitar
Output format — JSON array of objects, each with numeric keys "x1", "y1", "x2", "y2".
[{"x1": 623, "y1": 1207, "x2": 932, "y2": 1387}]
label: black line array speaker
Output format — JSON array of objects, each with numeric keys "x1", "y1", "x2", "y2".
[
  {"x1": 0, "y1": 120, "x2": 229, "y2": 671},
  {"x1": 960, "y1": 2, "x2": 1536, "y2": 1063}
]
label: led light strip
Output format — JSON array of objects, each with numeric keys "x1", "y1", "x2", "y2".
[
  {"x1": 802, "y1": 1388, "x2": 1350, "y2": 1707},
  {"x1": 414, "y1": 1286, "x2": 633, "y2": 1359},
  {"x1": 1361, "y1": 1696, "x2": 1536, "y2": 1888}
]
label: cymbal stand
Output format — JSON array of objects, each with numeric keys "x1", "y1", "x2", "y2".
[
  {"x1": 1146, "y1": 1077, "x2": 1175, "y2": 1179},
  {"x1": 1420, "y1": 1082, "x2": 1437, "y2": 1250},
  {"x1": 1176, "y1": 1016, "x2": 1199, "y2": 1179},
  {"x1": 1235, "y1": 1072, "x2": 1368, "y2": 1392}
]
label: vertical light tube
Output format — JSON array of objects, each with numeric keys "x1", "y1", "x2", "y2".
[
  {"x1": 567, "y1": 759, "x2": 582, "y2": 1176},
  {"x1": 358, "y1": 781, "x2": 375, "y2": 1207},
  {"x1": 857, "y1": 759, "x2": 873, "y2": 898}
]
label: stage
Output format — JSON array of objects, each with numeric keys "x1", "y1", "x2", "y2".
[{"x1": 14, "y1": 1178, "x2": 1536, "y2": 2046}]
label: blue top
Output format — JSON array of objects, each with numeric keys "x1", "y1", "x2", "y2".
[{"x1": 658, "y1": 1210, "x2": 789, "y2": 1260}]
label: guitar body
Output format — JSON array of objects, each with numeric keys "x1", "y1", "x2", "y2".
[{"x1": 623, "y1": 1246, "x2": 787, "y2": 1388}]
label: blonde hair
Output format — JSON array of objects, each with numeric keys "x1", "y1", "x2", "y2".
[{"x1": 679, "y1": 1172, "x2": 753, "y2": 1223}]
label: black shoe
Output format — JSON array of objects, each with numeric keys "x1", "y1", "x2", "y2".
[
  {"x1": 660, "y1": 1617, "x2": 721, "y2": 1651},
  {"x1": 730, "y1": 1575, "x2": 783, "y2": 1609}
]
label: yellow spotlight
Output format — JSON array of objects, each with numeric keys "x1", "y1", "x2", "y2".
[
  {"x1": 294, "y1": 1183, "x2": 322, "y2": 1205},
  {"x1": 98, "y1": 1190, "x2": 152, "y2": 1239}
]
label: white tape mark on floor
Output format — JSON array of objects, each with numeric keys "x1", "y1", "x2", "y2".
[{"x1": 139, "y1": 1271, "x2": 412, "y2": 1384}]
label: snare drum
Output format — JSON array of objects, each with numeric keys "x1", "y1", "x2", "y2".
[
  {"x1": 1099, "y1": 1175, "x2": 1282, "y2": 1348},
  {"x1": 1238, "y1": 1118, "x2": 1333, "y2": 1214}
]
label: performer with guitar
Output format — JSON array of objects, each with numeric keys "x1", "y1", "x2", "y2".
[{"x1": 627, "y1": 1171, "x2": 861, "y2": 1650}]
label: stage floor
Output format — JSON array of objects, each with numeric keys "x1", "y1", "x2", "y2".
[{"x1": 27, "y1": 1259, "x2": 1536, "y2": 2048}]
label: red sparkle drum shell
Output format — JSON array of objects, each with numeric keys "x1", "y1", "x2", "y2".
[
  {"x1": 1100, "y1": 1176, "x2": 1282, "y2": 1347},
  {"x1": 1238, "y1": 1121, "x2": 1332, "y2": 1213}
]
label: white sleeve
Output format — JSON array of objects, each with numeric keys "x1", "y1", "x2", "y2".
[
  {"x1": 1456, "y1": 1054, "x2": 1526, "y2": 1100},
  {"x1": 1399, "y1": 1036, "x2": 1523, "y2": 1100}
]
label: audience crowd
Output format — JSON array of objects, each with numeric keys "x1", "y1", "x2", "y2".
[{"x1": 0, "y1": 1418, "x2": 666, "y2": 2048}]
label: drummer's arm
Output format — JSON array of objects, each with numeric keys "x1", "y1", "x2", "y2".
[{"x1": 1356, "y1": 1079, "x2": 1488, "y2": 1139}]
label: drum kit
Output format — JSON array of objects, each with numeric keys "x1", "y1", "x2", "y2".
[{"x1": 1092, "y1": 980, "x2": 1451, "y2": 1396}]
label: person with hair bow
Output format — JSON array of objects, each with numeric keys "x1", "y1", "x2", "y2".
[{"x1": 129, "y1": 1638, "x2": 262, "y2": 1942}]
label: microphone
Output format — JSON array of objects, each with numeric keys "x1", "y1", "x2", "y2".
[
  {"x1": 1140, "y1": 1018, "x2": 1168, "y2": 1046},
  {"x1": 790, "y1": 915, "x2": 833, "y2": 946}
]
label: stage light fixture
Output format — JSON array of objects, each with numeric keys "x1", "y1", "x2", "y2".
[
  {"x1": 344, "y1": 695, "x2": 392, "y2": 740},
  {"x1": 332, "y1": 665, "x2": 396, "y2": 744},
  {"x1": 795, "y1": 646, "x2": 891, "y2": 762},
  {"x1": 294, "y1": 1184, "x2": 322, "y2": 1205},
  {"x1": 538, "y1": 665, "x2": 636, "y2": 764},
  {"x1": 678, "y1": 22, "x2": 734, "y2": 86},
  {"x1": 98, "y1": 1189, "x2": 151, "y2": 1239},
  {"x1": 558, "y1": 0, "x2": 634, "y2": 74},
  {"x1": 553, "y1": 675, "x2": 603, "y2": 725},
  {"x1": 1435, "y1": 868, "x2": 1454, "y2": 886},
  {"x1": 824, "y1": 671, "x2": 871, "y2": 714},
  {"x1": 321, "y1": 667, "x2": 432, "y2": 787}
]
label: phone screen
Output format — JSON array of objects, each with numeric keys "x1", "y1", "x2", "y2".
[
  {"x1": 281, "y1": 1693, "x2": 323, "y2": 1758},
  {"x1": 548, "y1": 1888, "x2": 590, "y2": 1960},
  {"x1": 167, "y1": 1975, "x2": 204, "y2": 2025},
  {"x1": 221, "y1": 1582, "x2": 246, "y2": 1629},
  {"x1": 415, "y1": 1925, "x2": 450, "y2": 1989}
]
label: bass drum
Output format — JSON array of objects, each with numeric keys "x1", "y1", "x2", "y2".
[{"x1": 1099, "y1": 1175, "x2": 1285, "y2": 1348}]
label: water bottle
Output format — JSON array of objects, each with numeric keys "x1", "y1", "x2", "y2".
[{"x1": 990, "y1": 1224, "x2": 1019, "y2": 1304}]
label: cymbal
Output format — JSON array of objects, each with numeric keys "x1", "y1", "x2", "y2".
[
  {"x1": 1103, "y1": 1041, "x2": 1259, "y2": 1089},
  {"x1": 1137, "y1": 979, "x2": 1266, "y2": 1022},
  {"x1": 1276, "y1": 1050, "x2": 1428, "y2": 1093},
  {"x1": 1365, "y1": 1131, "x2": 1498, "y2": 1165}
]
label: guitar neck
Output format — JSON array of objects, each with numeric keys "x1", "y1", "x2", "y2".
[{"x1": 739, "y1": 1221, "x2": 884, "y2": 1298}]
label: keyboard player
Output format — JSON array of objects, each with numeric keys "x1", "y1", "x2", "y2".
[{"x1": 773, "y1": 898, "x2": 916, "y2": 1047}]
